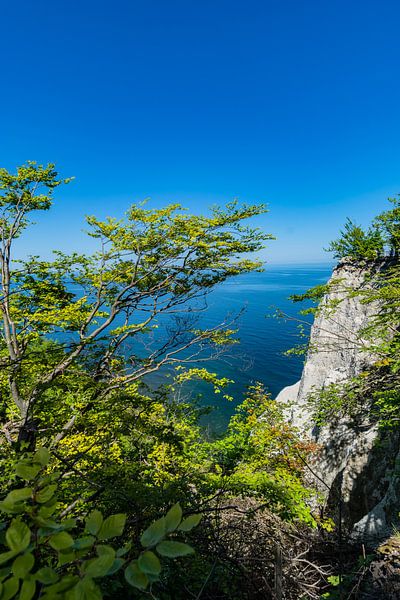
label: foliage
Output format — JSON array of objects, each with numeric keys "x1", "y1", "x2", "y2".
[
  {"x1": 325, "y1": 197, "x2": 400, "y2": 261},
  {"x1": 290, "y1": 196, "x2": 400, "y2": 431},
  {"x1": 206, "y1": 384, "x2": 319, "y2": 525},
  {"x1": 0, "y1": 162, "x2": 273, "y2": 448},
  {"x1": 325, "y1": 217, "x2": 384, "y2": 260},
  {"x1": 0, "y1": 448, "x2": 201, "y2": 599},
  {"x1": 290, "y1": 282, "x2": 332, "y2": 311},
  {"x1": 35, "y1": 380, "x2": 317, "y2": 530},
  {"x1": 373, "y1": 196, "x2": 400, "y2": 256},
  {"x1": 0, "y1": 161, "x2": 323, "y2": 597},
  {"x1": 320, "y1": 553, "x2": 374, "y2": 599}
]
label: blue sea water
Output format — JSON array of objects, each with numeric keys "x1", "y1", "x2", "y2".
[
  {"x1": 60, "y1": 263, "x2": 332, "y2": 430},
  {"x1": 144, "y1": 263, "x2": 333, "y2": 430}
]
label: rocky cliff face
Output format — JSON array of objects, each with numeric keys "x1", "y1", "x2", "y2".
[{"x1": 276, "y1": 259, "x2": 400, "y2": 544}]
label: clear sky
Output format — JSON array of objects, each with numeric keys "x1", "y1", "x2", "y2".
[{"x1": 1, "y1": 0, "x2": 399, "y2": 263}]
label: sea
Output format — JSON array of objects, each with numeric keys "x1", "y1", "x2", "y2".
[{"x1": 142, "y1": 263, "x2": 333, "y2": 431}]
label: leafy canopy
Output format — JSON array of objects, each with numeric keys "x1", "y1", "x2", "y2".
[
  {"x1": 0, "y1": 448, "x2": 201, "y2": 599},
  {"x1": 0, "y1": 162, "x2": 272, "y2": 448},
  {"x1": 291, "y1": 196, "x2": 400, "y2": 429},
  {"x1": 0, "y1": 161, "x2": 321, "y2": 598}
]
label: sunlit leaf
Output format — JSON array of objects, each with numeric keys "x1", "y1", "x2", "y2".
[
  {"x1": 33, "y1": 448, "x2": 50, "y2": 466},
  {"x1": 97, "y1": 514, "x2": 126, "y2": 540},
  {"x1": 15, "y1": 463, "x2": 41, "y2": 481},
  {"x1": 48, "y1": 531, "x2": 74, "y2": 550},
  {"x1": 36, "y1": 485, "x2": 57, "y2": 504},
  {"x1": 178, "y1": 513, "x2": 202, "y2": 532},
  {"x1": 12, "y1": 553, "x2": 34, "y2": 578},
  {"x1": 85, "y1": 511, "x2": 103, "y2": 536},
  {"x1": 83, "y1": 554, "x2": 114, "y2": 578},
  {"x1": 140, "y1": 517, "x2": 166, "y2": 548},
  {"x1": 6, "y1": 520, "x2": 31, "y2": 552},
  {"x1": 165, "y1": 503, "x2": 182, "y2": 533}
]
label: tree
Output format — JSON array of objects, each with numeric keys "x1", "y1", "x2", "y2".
[
  {"x1": 0, "y1": 161, "x2": 272, "y2": 449},
  {"x1": 325, "y1": 218, "x2": 384, "y2": 260},
  {"x1": 373, "y1": 196, "x2": 400, "y2": 257},
  {"x1": 0, "y1": 448, "x2": 202, "y2": 599},
  {"x1": 293, "y1": 196, "x2": 400, "y2": 427},
  {"x1": 0, "y1": 162, "x2": 333, "y2": 599}
]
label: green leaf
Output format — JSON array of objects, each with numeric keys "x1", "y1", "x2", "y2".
[
  {"x1": 116, "y1": 541, "x2": 131, "y2": 557},
  {"x1": 156, "y1": 541, "x2": 194, "y2": 557},
  {"x1": 124, "y1": 561, "x2": 148, "y2": 590},
  {"x1": 140, "y1": 517, "x2": 166, "y2": 548},
  {"x1": 0, "y1": 502, "x2": 25, "y2": 515},
  {"x1": 36, "y1": 518, "x2": 59, "y2": 532},
  {"x1": 95, "y1": 545, "x2": 115, "y2": 557},
  {"x1": 44, "y1": 575, "x2": 79, "y2": 594},
  {"x1": 76, "y1": 577, "x2": 102, "y2": 600},
  {"x1": 178, "y1": 513, "x2": 202, "y2": 532},
  {"x1": 19, "y1": 579, "x2": 36, "y2": 600},
  {"x1": 1, "y1": 576, "x2": 19, "y2": 600},
  {"x1": 97, "y1": 514, "x2": 126, "y2": 540},
  {"x1": 3, "y1": 488, "x2": 33, "y2": 506},
  {"x1": 38, "y1": 504, "x2": 57, "y2": 519},
  {"x1": 15, "y1": 463, "x2": 41, "y2": 481},
  {"x1": 83, "y1": 554, "x2": 114, "y2": 578},
  {"x1": 106, "y1": 558, "x2": 124, "y2": 576},
  {"x1": 33, "y1": 448, "x2": 50, "y2": 466},
  {"x1": 0, "y1": 566, "x2": 11, "y2": 582},
  {"x1": 64, "y1": 584, "x2": 85, "y2": 600},
  {"x1": 48, "y1": 531, "x2": 74, "y2": 550},
  {"x1": 57, "y1": 551, "x2": 75, "y2": 566},
  {"x1": 85, "y1": 511, "x2": 103, "y2": 536},
  {"x1": 34, "y1": 567, "x2": 59, "y2": 584},
  {"x1": 138, "y1": 551, "x2": 161, "y2": 576},
  {"x1": 12, "y1": 553, "x2": 34, "y2": 578},
  {"x1": 0, "y1": 551, "x2": 18, "y2": 566},
  {"x1": 35, "y1": 514, "x2": 61, "y2": 529},
  {"x1": 61, "y1": 518, "x2": 76, "y2": 530},
  {"x1": 6, "y1": 520, "x2": 31, "y2": 552},
  {"x1": 165, "y1": 503, "x2": 182, "y2": 533},
  {"x1": 72, "y1": 536, "x2": 95, "y2": 550},
  {"x1": 36, "y1": 485, "x2": 57, "y2": 504}
]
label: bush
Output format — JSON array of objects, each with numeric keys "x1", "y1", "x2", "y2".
[{"x1": 0, "y1": 448, "x2": 201, "y2": 599}]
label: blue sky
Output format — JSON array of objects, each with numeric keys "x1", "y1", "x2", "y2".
[{"x1": 1, "y1": 0, "x2": 399, "y2": 263}]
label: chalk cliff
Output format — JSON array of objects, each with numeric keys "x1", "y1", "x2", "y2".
[{"x1": 276, "y1": 259, "x2": 400, "y2": 543}]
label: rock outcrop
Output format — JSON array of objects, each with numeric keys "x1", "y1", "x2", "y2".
[{"x1": 276, "y1": 259, "x2": 400, "y2": 544}]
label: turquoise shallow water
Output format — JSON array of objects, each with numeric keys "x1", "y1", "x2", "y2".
[{"x1": 144, "y1": 263, "x2": 333, "y2": 430}]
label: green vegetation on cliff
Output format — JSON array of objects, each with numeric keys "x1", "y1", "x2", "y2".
[
  {"x1": 294, "y1": 197, "x2": 400, "y2": 429},
  {"x1": 0, "y1": 163, "x2": 319, "y2": 599}
]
